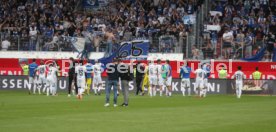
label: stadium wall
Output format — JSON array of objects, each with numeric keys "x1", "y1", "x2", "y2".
[{"x1": 0, "y1": 76, "x2": 275, "y2": 95}]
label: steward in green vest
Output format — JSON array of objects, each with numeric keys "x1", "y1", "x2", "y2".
[
  {"x1": 252, "y1": 67, "x2": 262, "y2": 80},
  {"x1": 22, "y1": 64, "x2": 29, "y2": 76},
  {"x1": 218, "y1": 66, "x2": 227, "y2": 79}
]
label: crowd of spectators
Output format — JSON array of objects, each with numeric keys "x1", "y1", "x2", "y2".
[
  {"x1": 201, "y1": 0, "x2": 276, "y2": 60},
  {"x1": 0, "y1": 0, "x2": 204, "y2": 54}
]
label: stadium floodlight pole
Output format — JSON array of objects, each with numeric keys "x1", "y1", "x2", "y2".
[
  {"x1": 241, "y1": 44, "x2": 244, "y2": 58},
  {"x1": 186, "y1": 32, "x2": 189, "y2": 58},
  {"x1": 17, "y1": 36, "x2": 20, "y2": 51},
  {"x1": 220, "y1": 38, "x2": 223, "y2": 59}
]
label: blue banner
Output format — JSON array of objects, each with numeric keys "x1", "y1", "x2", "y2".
[
  {"x1": 99, "y1": 40, "x2": 150, "y2": 65},
  {"x1": 83, "y1": 0, "x2": 99, "y2": 8},
  {"x1": 117, "y1": 40, "x2": 149, "y2": 60},
  {"x1": 242, "y1": 47, "x2": 266, "y2": 62},
  {"x1": 83, "y1": 0, "x2": 108, "y2": 9}
]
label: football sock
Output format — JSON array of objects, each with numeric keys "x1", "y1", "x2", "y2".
[{"x1": 188, "y1": 88, "x2": 191, "y2": 96}]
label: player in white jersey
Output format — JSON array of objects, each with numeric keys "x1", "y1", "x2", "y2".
[
  {"x1": 75, "y1": 60, "x2": 87, "y2": 99},
  {"x1": 194, "y1": 65, "x2": 206, "y2": 98},
  {"x1": 202, "y1": 63, "x2": 211, "y2": 97},
  {"x1": 156, "y1": 59, "x2": 164, "y2": 96},
  {"x1": 36, "y1": 61, "x2": 47, "y2": 95},
  {"x1": 46, "y1": 63, "x2": 58, "y2": 96},
  {"x1": 163, "y1": 60, "x2": 172, "y2": 97},
  {"x1": 231, "y1": 66, "x2": 245, "y2": 99},
  {"x1": 93, "y1": 60, "x2": 103, "y2": 95},
  {"x1": 148, "y1": 60, "x2": 157, "y2": 96}
]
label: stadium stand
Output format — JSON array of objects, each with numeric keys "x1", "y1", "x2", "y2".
[
  {"x1": 0, "y1": 0, "x2": 204, "y2": 54},
  {"x1": 0, "y1": 0, "x2": 275, "y2": 61},
  {"x1": 202, "y1": 0, "x2": 276, "y2": 60}
]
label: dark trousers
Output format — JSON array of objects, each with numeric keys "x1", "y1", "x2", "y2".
[
  {"x1": 68, "y1": 75, "x2": 77, "y2": 94},
  {"x1": 136, "y1": 77, "x2": 143, "y2": 95},
  {"x1": 74, "y1": 76, "x2": 78, "y2": 94},
  {"x1": 121, "y1": 80, "x2": 129, "y2": 104}
]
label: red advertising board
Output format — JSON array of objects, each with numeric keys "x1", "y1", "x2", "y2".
[{"x1": 1, "y1": 59, "x2": 276, "y2": 79}]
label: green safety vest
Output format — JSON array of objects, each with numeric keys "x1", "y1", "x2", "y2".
[
  {"x1": 23, "y1": 65, "x2": 29, "y2": 75},
  {"x1": 252, "y1": 71, "x2": 262, "y2": 80},
  {"x1": 219, "y1": 69, "x2": 227, "y2": 79}
]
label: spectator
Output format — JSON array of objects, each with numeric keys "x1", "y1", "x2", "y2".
[
  {"x1": 208, "y1": 0, "x2": 276, "y2": 60},
  {"x1": 210, "y1": 30, "x2": 218, "y2": 52},
  {"x1": 202, "y1": 43, "x2": 214, "y2": 59},
  {"x1": 0, "y1": 0, "x2": 202, "y2": 54},
  {"x1": 254, "y1": 27, "x2": 265, "y2": 48},
  {"x1": 192, "y1": 45, "x2": 200, "y2": 60},
  {"x1": 222, "y1": 29, "x2": 234, "y2": 59},
  {"x1": 266, "y1": 31, "x2": 276, "y2": 56},
  {"x1": 105, "y1": 28, "x2": 116, "y2": 56},
  {"x1": 29, "y1": 23, "x2": 38, "y2": 51},
  {"x1": 1, "y1": 38, "x2": 11, "y2": 51},
  {"x1": 234, "y1": 30, "x2": 245, "y2": 58},
  {"x1": 244, "y1": 32, "x2": 253, "y2": 57},
  {"x1": 44, "y1": 32, "x2": 59, "y2": 51}
]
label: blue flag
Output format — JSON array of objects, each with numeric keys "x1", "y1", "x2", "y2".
[
  {"x1": 242, "y1": 47, "x2": 266, "y2": 62},
  {"x1": 99, "y1": 40, "x2": 150, "y2": 66}
]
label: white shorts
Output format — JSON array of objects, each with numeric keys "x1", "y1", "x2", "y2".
[
  {"x1": 204, "y1": 78, "x2": 208, "y2": 87},
  {"x1": 93, "y1": 76, "x2": 102, "y2": 85},
  {"x1": 29, "y1": 76, "x2": 35, "y2": 84},
  {"x1": 77, "y1": 78, "x2": 86, "y2": 89},
  {"x1": 149, "y1": 76, "x2": 157, "y2": 85},
  {"x1": 46, "y1": 78, "x2": 56, "y2": 88},
  {"x1": 157, "y1": 76, "x2": 163, "y2": 86},
  {"x1": 78, "y1": 88, "x2": 85, "y2": 95},
  {"x1": 195, "y1": 79, "x2": 204, "y2": 89},
  {"x1": 236, "y1": 82, "x2": 243, "y2": 90},
  {"x1": 165, "y1": 76, "x2": 172, "y2": 86},
  {"x1": 37, "y1": 77, "x2": 46, "y2": 84},
  {"x1": 181, "y1": 78, "x2": 190, "y2": 88}
]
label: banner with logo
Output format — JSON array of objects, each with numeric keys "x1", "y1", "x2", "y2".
[
  {"x1": 2, "y1": 59, "x2": 276, "y2": 80},
  {"x1": 229, "y1": 79, "x2": 274, "y2": 95},
  {"x1": 1, "y1": 76, "x2": 276, "y2": 95},
  {"x1": 116, "y1": 40, "x2": 150, "y2": 60},
  {"x1": 83, "y1": 0, "x2": 99, "y2": 8},
  {"x1": 83, "y1": 0, "x2": 108, "y2": 9},
  {"x1": 98, "y1": 40, "x2": 149, "y2": 66},
  {"x1": 70, "y1": 37, "x2": 85, "y2": 53},
  {"x1": 182, "y1": 15, "x2": 196, "y2": 24},
  {"x1": 0, "y1": 76, "x2": 68, "y2": 91},
  {"x1": 0, "y1": 76, "x2": 226, "y2": 94}
]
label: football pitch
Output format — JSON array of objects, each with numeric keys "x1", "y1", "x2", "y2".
[{"x1": 0, "y1": 91, "x2": 276, "y2": 132}]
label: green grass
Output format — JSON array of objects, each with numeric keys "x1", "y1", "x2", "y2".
[{"x1": 0, "y1": 90, "x2": 276, "y2": 132}]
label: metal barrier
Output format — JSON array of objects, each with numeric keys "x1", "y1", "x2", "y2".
[{"x1": 0, "y1": 33, "x2": 187, "y2": 54}]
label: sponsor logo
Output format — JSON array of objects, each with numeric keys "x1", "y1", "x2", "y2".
[
  {"x1": 271, "y1": 65, "x2": 276, "y2": 70},
  {"x1": 0, "y1": 77, "x2": 67, "y2": 90}
]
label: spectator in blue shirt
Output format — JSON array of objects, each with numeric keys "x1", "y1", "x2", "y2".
[{"x1": 210, "y1": 30, "x2": 218, "y2": 52}]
